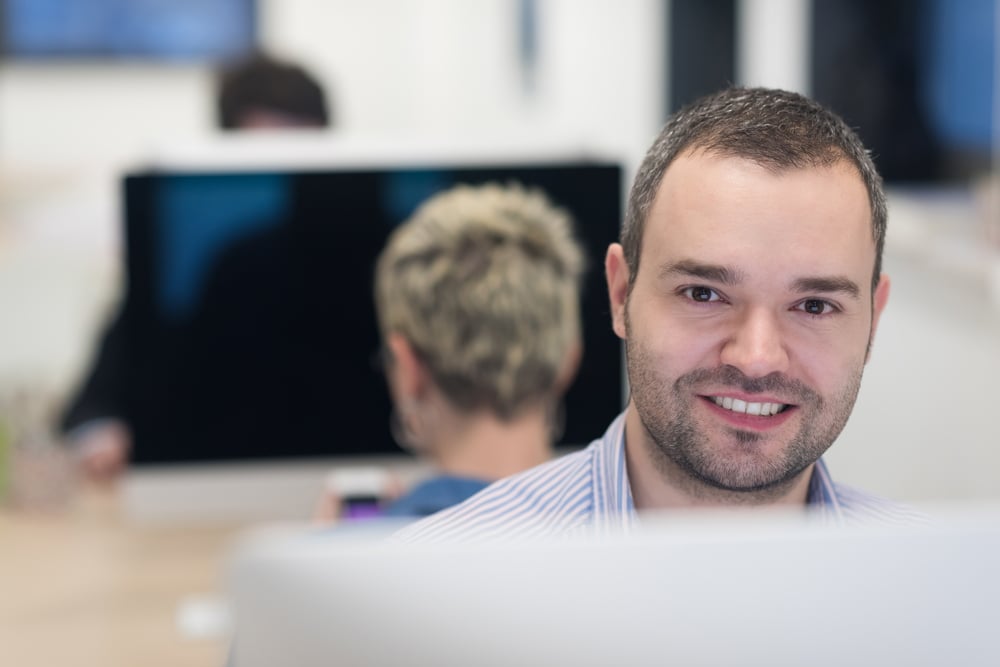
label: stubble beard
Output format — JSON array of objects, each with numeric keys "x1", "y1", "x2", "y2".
[{"x1": 624, "y1": 313, "x2": 865, "y2": 504}]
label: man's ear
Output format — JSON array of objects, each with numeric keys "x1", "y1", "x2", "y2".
[
  {"x1": 866, "y1": 273, "x2": 891, "y2": 362},
  {"x1": 605, "y1": 243, "x2": 629, "y2": 340},
  {"x1": 385, "y1": 332, "x2": 428, "y2": 399}
]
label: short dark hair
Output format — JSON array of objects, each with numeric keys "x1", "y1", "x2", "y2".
[
  {"x1": 216, "y1": 53, "x2": 331, "y2": 129},
  {"x1": 622, "y1": 86, "x2": 887, "y2": 291}
]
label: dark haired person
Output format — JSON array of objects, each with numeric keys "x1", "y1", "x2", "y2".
[{"x1": 216, "y1": 53, "x2": 330, "y2": 130}]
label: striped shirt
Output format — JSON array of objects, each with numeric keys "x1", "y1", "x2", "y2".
[{"x1": 393, "y1": 411, "x2": 924, "y2": 544}]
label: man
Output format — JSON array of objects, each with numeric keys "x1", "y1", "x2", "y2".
[
  {"x1": 395, "y1": 86, "x2": 919, "y2": 543},
  {"x1": 216, "y1": 53, "x2": 331, "y2": 130}
]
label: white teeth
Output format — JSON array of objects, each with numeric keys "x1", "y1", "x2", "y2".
[{"x1": 712, "y1": 396, "x2": 786, "y2": 416}]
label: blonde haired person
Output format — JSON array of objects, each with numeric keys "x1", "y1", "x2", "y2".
[{"x1": 316, "y1": 181, "x2": 586, "y2": 520}]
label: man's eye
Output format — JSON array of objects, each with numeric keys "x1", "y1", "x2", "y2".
[
  {"x1": 797, "y1": 299, "x2": 835, "y2": 315},
  {"x1": 682, "y1": 286, "x2": 720, "y2": 302}
]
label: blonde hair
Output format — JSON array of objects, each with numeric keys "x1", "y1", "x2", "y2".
[{"x1": 374, "y1": 181, "x2": 586, "y2": 420}]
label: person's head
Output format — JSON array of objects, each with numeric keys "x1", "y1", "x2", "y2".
[
  {"x1": 621, "y1": 86, "x2": 887, "y2": 293},
  {"x1": 606, "y1": 86, "x2": 891, "y2": 504},
  {"x1": 216, "y1": 53, "x2": 330, "y2": 130},
  {"x1": 374, "y1": 182, "x2": 586, "y2": 451}
]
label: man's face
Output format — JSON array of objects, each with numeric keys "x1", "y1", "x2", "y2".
[{"x1": 606, "y1": 150, "x2": 890, "y2": 498}]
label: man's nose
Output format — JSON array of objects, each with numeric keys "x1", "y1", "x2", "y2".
[{"x1": 719, "y1": 308, "x2": 790, "y2": 378}]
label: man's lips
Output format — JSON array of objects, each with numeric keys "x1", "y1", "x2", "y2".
[
  {"x1": 708, "y1": 395, "x2": 791, "y2": 416},
  {"x1": 699, "y1": 394, "x2": 798, "y2": 429}
]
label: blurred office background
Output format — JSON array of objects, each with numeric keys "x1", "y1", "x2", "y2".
[{"x1": 0, "y1": 0, "x2": 997, "y2": 506}]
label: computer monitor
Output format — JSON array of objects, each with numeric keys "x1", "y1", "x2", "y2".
[
  {"x1": 226, "y1": 502, "x2": 1000, "y2": 667},
  {"x1": 117, "y1": 141, "x2": 626, "y2": 520}
]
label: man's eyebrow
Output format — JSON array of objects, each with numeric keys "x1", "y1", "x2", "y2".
[
  {"x1": 791, "y1": 276, "x2": 861, "y2": 298},
  {"x1": 660, "y1": 260, "x2": 743, "y2": 286}
]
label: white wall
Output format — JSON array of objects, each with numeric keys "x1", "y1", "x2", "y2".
[
  {"x1": 0, "y1": 0, "x2": 664, "y2": 166},
  {"x1": 736, "y1": 0, "x2": 811, "y2": 93},
  {"x1": 260, "y1": 0, "x2": 526, "y2": 136},
  {"x1": 827, "y1": 188, "x2": 1000, "y2": 504}
]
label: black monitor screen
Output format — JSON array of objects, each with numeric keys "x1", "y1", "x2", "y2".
[{"x1": 122, "y1": 162, "x2": 625, "y2": 465}]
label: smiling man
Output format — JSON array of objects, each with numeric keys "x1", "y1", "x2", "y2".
[{"x1": 395, "y1": 86, "x2": 919, "y2": 544}]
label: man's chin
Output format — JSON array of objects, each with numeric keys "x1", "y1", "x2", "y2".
[{"x1": 689, "y1": 453, "x2": 808, "y2": 496}]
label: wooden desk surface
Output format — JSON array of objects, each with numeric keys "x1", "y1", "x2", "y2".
[{"x1": 0, "y1": 486, "x2": 252, "y2": 667}]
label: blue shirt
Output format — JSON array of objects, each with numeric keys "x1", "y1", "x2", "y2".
[
  {"x1": 393, "y1": 411, "x2": 924, "y2": 543},
  {"x1": 383, "y1": 476, "x2": 491, "y2": 518}
]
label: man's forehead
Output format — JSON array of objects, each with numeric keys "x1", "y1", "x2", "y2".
[
  {"x1": 650, "y1": 151, "x2": 871, "y2": 229},
  {"x1": 642, "y1": 152, "x2": 876, "y2": 284}
]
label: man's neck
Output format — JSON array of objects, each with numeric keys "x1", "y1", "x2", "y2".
[{"x1": 430, "y1": 409, "x2": 554, "y2": 482}]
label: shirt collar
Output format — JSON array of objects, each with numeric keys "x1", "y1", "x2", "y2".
[
  {"x1": 591, "y1": 411, "x2": 633, "y2": 529},
  {"x1": 806, "y1": 458, "x2": 844, "y2": 521}
]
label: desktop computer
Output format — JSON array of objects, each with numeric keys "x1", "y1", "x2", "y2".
[
  {"x1": 116, "y1": 135, "x2": 627, "y2": 522},
  {"x1": 227, "y1": 501, "x2": 1000, "y2": 666}
]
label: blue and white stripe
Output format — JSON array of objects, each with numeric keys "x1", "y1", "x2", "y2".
[{"x1": 393, "y1": 411, "x2": 922, "y2": 544}]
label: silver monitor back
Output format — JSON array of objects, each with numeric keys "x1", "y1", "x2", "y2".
[{"x1": 227, "y1": 501, "x2": 1000, "y2": 667}]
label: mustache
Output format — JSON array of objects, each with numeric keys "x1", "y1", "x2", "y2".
[{"x1": 677, "y1": 366, "x2": 819, "y2": 402}]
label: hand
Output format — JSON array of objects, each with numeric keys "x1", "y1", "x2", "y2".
[
  {"x1": 70, "y1": 420, "x2": 132, "y2": 484},
  {"x1": 312, "y1": 486, "x2": 345, "y2": 525},
  {"x1": 312, "y1": 467, "x2": 404, "y2": 525}
]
